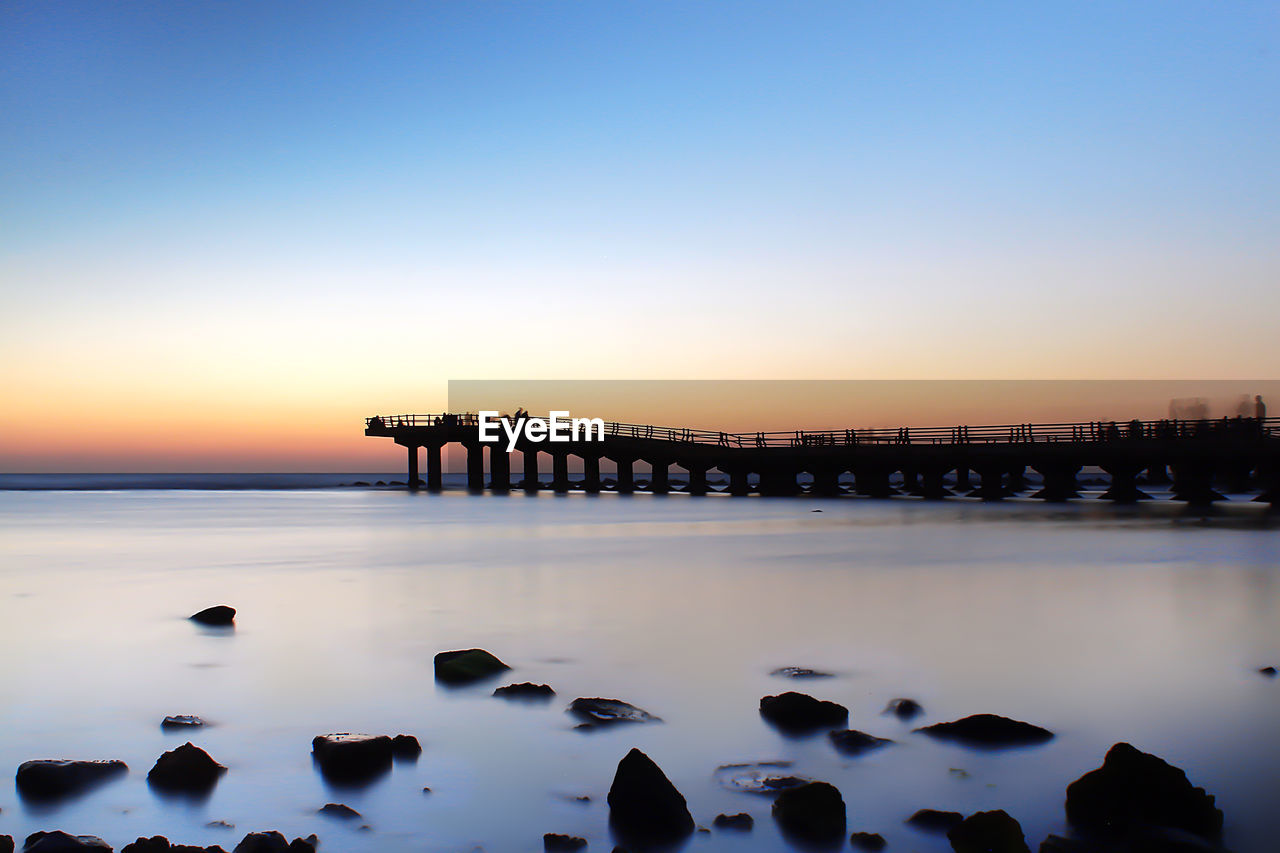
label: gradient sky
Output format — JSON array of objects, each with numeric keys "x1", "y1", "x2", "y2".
[{"x1": 2, "y1": 2, "x2": 1278, "y2": 470}]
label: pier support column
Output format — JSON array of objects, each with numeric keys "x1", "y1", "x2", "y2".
[
  {"x1": 1100, "y1": 462, "x2": 1150, "y2": 503},
  {"x1": 407, "y1": 444, "x2": 420, "y2": 490},
  {"x1": 1031, "y1": 461, "x2": 1081, "y2": 502},
  {"x1": 853, "y1": 466, "x2": 896, "y2": 498},
  {"x1": 759, "y1": 467, "x2": 800, "y2": 496},
  {"x1": 465, "y1": 444, "x2": 485, "y2": 491},
  {"x1": 955, "y1": 466, "x2": 972, "y2": 491},
  {"x1": 729, "y1": 469, "x2": 751, "y2": 496},
  {"x1": 1171, "y1": 460, "x2": 1224, "y2": 507},
  {"x1": 551, "y1": 451, "x2": 570, "y2": 493},
  {"x1": 1006, "y1": 464, "x2": 1028, "y2": 493},
  {"x1": 490, "y1": 448, "x2": 510, "y2": 491},
  {"x1": 919, "y1": 465, "x2": 953, "y2": 500},
  {"x1": 1145, "y1": 462, "x2": 1171, "y2": 485},
  {"x1": 522, "y1": 449, "x2": 540, "y2": 491},
  {"x1": 648, "y1": 461, "x2": 670, "y2": 494},
  {"x1": 972, "y1": 463, "x2": 1009, "y2": 501},
  {"x1": 1254, "y1": 459, "x2": 1280, "y2": 507},
  {"x1": 900, "y1": 467, "x2": 921, "y2": 496},
  {"x1": 615, "y1": 458, "x2": 634, "y2": 493},
  {"x1": 582, "y1": 455, "x2": 601, "y2": 493},
  {"x1": 426, "y1": 443, "x2": 443, "y2": 492},
  {"x1": 809, "y1": 469, "x2": 840, "y2": 496},
  {"x1": 687, "y1": 466, "x2": 709, "y2": 495}
]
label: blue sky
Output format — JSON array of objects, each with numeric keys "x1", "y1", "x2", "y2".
[{"x1": 2, "y1": 1, "x2": 1277, "y2": 467}]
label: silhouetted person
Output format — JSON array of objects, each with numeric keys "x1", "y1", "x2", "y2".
[{"x1": 1257, "y1": 395, "x2": 1267, "y2": 420}]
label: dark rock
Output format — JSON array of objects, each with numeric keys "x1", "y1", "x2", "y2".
[
  {"x1": 189, "y1": 606, "x2": 235, "y2": 626},
  {"x1": 318, "y1": 803, "x2": 360, "y2": 819},
  {"x1": 849, "y1": 831, "x2": 886, "y2": 851},
  {"x1": 947, "y1": 810, "x2": 1031, "y2": 853},
  {"x1": 433, "y1": 648, "x2": 510, "y2": 685},
  {"x1": 421, "y1": 787, "x2": 432, "y2": 794},
  {"x1": 162, "y1": 715, "x2": 207, "y2": 730},
  {"x1": 391, "y1": 734, "x2": 421, "y2": 759},
  {"x1": 285, "y1": 839, "x2": 315, "y2": 853},
  {"x1": 759, "y1": 692, "x2": 848, "y2": 734},
  {"x1": 351, "y1": 481, "x2": 370, "y2": 487},
  {"x1": 828, "y1": 729, "x2": 893, "y2": 756},
  {"x1": 22, "y1": 832, "x2": 112, "y2": 852},
  {"x1": 494, "y1": 682, "x2": 556, "y2": 700},
  {"x1": 121, "y1": 839, "x2": 168, "y2": 853},
  {"x1": 714, "y1": 761, "x2": 812, "y2": 795},
  {"x1": 771, "y1": 781, "x2": 846, "y2": 844},
  {"x1": 205, "y1": 823, "x2": 234, "y2": 831},
  {"x1": 915, "y1": 714, "x2": 1054, "y2": 748},
  {"x1": 569, "y1": 698, "x2": 659, "y2": 728},
  {"x1": 1, "y1": 836, "x2": 12, "y2": 853},
  {"x1": 231, "y1": 834, "x2": 288, "y2": 853},
  {"x1": 543, "y1": 835, "x2": 587, "y2": 852},
  {"x1": 1259, "y1": 666, "x2": 1277, "y2": 677},
  {"x1": 906, "y1": 809, "x2": 964, "y2": 832},
  {"x1": 607, "y1": 748, "x2": 694, "y2": 843},
  {"x1": 147, "y1": 743, "x2": 226, "y2": 793},
  {"x1": 1064, "y1": 742, "x2": 1223, "y2": 841},
  {"x1": 713, "y1": 813, "x2": 753, "y2": 831},
  {"x1": 16, "y1": 759, "x2": 128, "y2": 801},
  {"x1": 311, "y1": 733, "x2": 394, "y2": 783},
  {"x1": 770, "y1": 666, "x2": 834, "y2": 679},
  {"x1": 883, "y1": 697, "x2": 924, "y2": 720}
]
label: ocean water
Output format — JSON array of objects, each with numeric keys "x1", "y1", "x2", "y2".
[{"x1": 0, "y1": 486, "x2": 1278, "y2": 852}]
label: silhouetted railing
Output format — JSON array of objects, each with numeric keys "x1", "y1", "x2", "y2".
[{"x1": 366, "y1": 414, "x2": 1279, "y2": 448}]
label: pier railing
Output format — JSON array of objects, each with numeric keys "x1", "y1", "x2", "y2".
[{"x1": 366, "y1": 413, "x2": 1278, "y2": 448}]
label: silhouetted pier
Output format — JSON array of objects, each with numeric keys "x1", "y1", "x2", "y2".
[{"x1": 365, "y1": 413, "x2": 1280, "y2": 506}]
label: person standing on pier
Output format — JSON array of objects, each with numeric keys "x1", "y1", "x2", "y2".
[{"x1": 1256, "y1": 395, "x2": 1267, "y2": 420}]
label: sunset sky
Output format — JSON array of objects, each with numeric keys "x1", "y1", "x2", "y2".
[{"x1": 2, "y1": 2, "x2": 1278, "y2": 471}]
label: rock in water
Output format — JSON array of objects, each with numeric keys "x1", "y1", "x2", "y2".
[
  {"x1": 914, "y1": 714, "x2": 1053, "y2": 747},
  {"x1": 318, "y1": 803, "x2": 360, "y2": 819},
  {"x1": 23, "y1": 832, "x2": 112, "y2": 852},
  {"x1": 433, "y1": 649, "x2": 510, "y2": 685},
  {"x1": 713, "y1": 813, "x2": 754, "y2": 831},
  {"x1": 15, "y1": 759, "x2": 128, "y2": 801},
  {"x1": 542, "y1": 835, "x2": 586, "y2": 852},
  {"x1": 1259, "y1": 666, "x2": 1277, "y2": 678},
  {"x1": 1, "y1": 835, "x2": 12, "y2": 853},
  {"x1": 946, "y1": 810, "x2": 1031, "y2": 853},
  {"x1": 189, "y1": 606, "x2": 235, "y2": 626},
  {"x1": 770, "y1": 666, "x2": 834, "y2": 679},
  {"x1": 714, "y1": 761, "x2": 812, "y2": 795},
  {"x1": 1064, "y1": 742, "x2": 1223, "y2": 841},
  {"x1": 493, "y1": 682, "x2": 556, "y2": 700},
  {"x1": 161, "y1": 716, "x2": 206, "y2": 730},
  {"x1": 147, "y1": 743, "x2": 226, "y2": 793},
  {"x1": 828, "y1": 729, "x2": 893, "y2": 756},
  {"x1": 391, "y1": 734, "x2": 421, "y2": 759},
  {"x1": 231, "y1": 833, "x2": 287, "y2": 853},
  {"x1": 311, "y1": 734, "x2": 394, "y2": 783},
  {"x1": 607, "y1": 748, "x2": 694, "y2": 843},
  {"x1": 771, "y1": 781, "x2": 846, "y2": 844},
  {"x1": 882, "y1": 697, "x2": 924, "y2": 720},
  {"x1": 121, "y1": 839, "x2": 227, "y2": 853},
  {"x1": 905, "y1": 809, "x2": 964, "y2": 832},
  {"x1": 849, "y1": 831, "x2": 886, "y2": 850},
  {"x1": 569, "y1": 698, "x2": 660, "y2": 728},
  {"x1": 759, "y1": 692, "x2": 848, "y2": 734}
]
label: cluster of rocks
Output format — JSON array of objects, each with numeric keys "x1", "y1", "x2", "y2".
[{"x1": 0, "y1": 832, "x2": 316, "y2": 853}]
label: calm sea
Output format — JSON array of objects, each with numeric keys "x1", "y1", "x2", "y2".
[{"x1": 1, "y1": 482, "x2": 1277, "y2": 852}]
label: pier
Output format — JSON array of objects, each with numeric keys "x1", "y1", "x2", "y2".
[{"x1": 365, "y1": 413, "x2": 1280, "y2": 506}]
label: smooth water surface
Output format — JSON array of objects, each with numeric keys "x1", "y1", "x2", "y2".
[{"x1": 1, "y1": 489, "x2": 1278, "y2": 852}]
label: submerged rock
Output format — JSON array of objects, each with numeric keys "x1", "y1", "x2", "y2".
[
  {"x1": 771, "y1": 781, "x2": 846, "y2": 844},
  {"x1": 1259, "y1": 666, "x2": 1277, "y2": 678},
  {"x1": 905, "y1": 809, "x2": 964, "y2": 833},
  {"x1": 849, "y1": 831, "x2": 886, "y2": 851},
  {"x1": 759, "y1": 692, "x2": 848, "y2": 734},
  {"x1": 311, "y1": 734, "x2": 394, "y2": 783},
  {"x1": 915, "y1": 714, "x2": 1053, "y2": 748},
  {"x1": 161, "y1": 716, "x2": 207, "y2": 730},
  {"x1": 147, "y1": 743, "x2": 226, "y2": 794},
  {"x1": 542, "y1": 835, "x2": 586, "y2": 852},
  {"x1": 569, "y1": 698, "x2": 659, "y2": 728},
  {"x1": 828, "y1": 729, "x2": 893, "y2": 756},
  {"x1": 189, "y1": 606, "x2": 235, "y2": 626},
  {"x1": 770, "y1": 666, "x2": 834, "y2": 679},
  {"x1": 318, "y1": 803, "x2": 360, "y2": 819},
  {"x1": 607, "y1": 748, "x2": 694, "y2": 843},
  {"x1": 946, "y1": 810, "x2": 1030, "y2": 853},
  {"x1": 883, "y1": 697, "x2": 924, "y2": 720},
  {"x1": 494, "y1": 682, "x2": 556, "y2": 700},
  {"x1": 15, "y1": 759, "x2": 128, "y2": 801},
  {"x1": 1064, "y1": 742, "x2": 1223, "y2": 841},
  {"x1": 23, "y1": 832, "x2": 112, "y2": 852},
  {"x1": 433, "y1": 649, "x2": 510, "y2": 685},
  {"x1": 714, "y1": 761, "x2": 812, "y2": 795},
  {"x1": 713, "y1": 813, "x2": 753, "y2": 831},
  {"x1": 391, "y1": 734, "x2": 421, "y2": 759}
]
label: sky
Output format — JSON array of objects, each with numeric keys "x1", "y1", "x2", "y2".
[{"x1": 2, "y1": 1, "x2": 1278, "y2": 471}]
